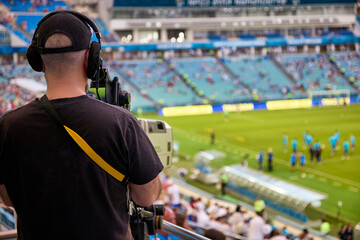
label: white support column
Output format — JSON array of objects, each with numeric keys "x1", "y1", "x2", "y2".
[
  {"x1": 250, "y1": 47, "x2": 255, "y2": 56},
  {"x1": 133, "y1": 29, "x2": 139, "y2": 43},
  {"x1": 303, "y1": 45, "x2": 309, "y2": 53},
  {"x1": 186, "y1": 29, "x2": 194, "y2": 42},
  {"x1": 161, "y1": 28, "x2": 167, "y2": 42},
  {"x1": 330, "y1": 44, "x2": 335, "y2": 52},
  {"x1": 12, "y1": 52, "x2": 18, "y2": 65}
]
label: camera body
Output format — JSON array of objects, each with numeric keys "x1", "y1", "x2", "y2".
[{"x1": 89, "y1": 68, "x2": 173, "y2": 169}]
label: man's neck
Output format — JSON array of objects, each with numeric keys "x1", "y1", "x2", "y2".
[
  {"x1": 46, "y1": 84, "x2": 86, "y2": 100},
  {"x1": 45, "y1": 75, "x2": 87, "y2": 100}
]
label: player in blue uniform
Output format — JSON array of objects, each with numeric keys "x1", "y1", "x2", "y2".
[
  {"x1": 299, "y1": 152, "x2": 306, "y2": 171},
  {"x1": 330, "y1": 135, "x2": 337, "y2": 155},
  {"x1": 306, "y1": 134, "x2": 313, "y2": 147},
  {"x1": 334, "y1": 130, "x2": 340, "y2": 147},
  {"x1": 350, "y1": 134, "x2": 355, "y2": 152},
  {"x1": 291, "y1": 138, "x2": 298, "y2": 152},
  {"x1": 258, "y1": 150, "x2": 264, "y2": 170},
  {"x1": 290, "y1": 152, "x2": 297, "y2": 171},
  {"x1": 303, "y1": 131, "x2": 308, "y2": 144},
  {"x1": 283, "y1": 133, "x2": 288, "y2": 152},
  {"x1": 343, "y1": 141, "x2": 350, "y2": 159}
]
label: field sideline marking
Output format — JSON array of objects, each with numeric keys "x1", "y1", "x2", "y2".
[
  {"x1": 230, "y1": 114, "x2": 265, "y2": 122},
  {"x1": 174, "y1": 127, "x2": 360, "y2": 188},
  {"x1": 348, "y1": 187, "x2": 359, "y2": 193}
]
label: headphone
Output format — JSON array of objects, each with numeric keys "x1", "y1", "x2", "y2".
[{"x1": 26, "y1": 10, "x2": 102, "y2": 80}]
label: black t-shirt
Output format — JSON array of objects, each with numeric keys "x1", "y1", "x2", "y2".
[{"x1": 0, "y1": 95, "x2": 163, "y2": 239}]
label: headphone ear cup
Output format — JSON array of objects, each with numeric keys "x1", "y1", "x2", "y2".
[
  {"x1": 26, "y1": 41, "x2": 43, "y2": 72},
  {"x1": 87, "y1": 41, "x2": 101, "y2": 80}
]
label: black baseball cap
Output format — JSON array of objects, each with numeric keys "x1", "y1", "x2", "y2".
[{"x1": 36, "y1": 11, "x2": 92, "y2": 54}]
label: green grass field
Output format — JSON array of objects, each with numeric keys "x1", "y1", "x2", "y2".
[{"x1": 144, "y1": 104, "x2": 360, "y2": 224}]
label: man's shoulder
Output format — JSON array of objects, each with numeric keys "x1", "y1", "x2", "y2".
[
  {"x1": 85, "y1": 96, "x2": 134, "y2": 119},
  {"x1": 0, "y1": 100, "x2": 37, "y2": 124}
]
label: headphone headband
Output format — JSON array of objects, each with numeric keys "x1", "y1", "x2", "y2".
[{"x1": 34, "y1": 10, "x2": 102, "y2": 45}]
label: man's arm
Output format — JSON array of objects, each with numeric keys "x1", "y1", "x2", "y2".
[
  {"x1": 129, "y1": 174, "x2": 162, "y2": 207},
  {"x1": 0, "y1": 185, "x2": 13, "y2": 207}
]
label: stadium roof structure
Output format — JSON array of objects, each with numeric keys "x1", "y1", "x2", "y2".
[{"x1": 223, "y1": 165, "x2": 327, "y2": 211}]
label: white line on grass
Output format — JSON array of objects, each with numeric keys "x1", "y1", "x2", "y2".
[
  {"x1": 173, "y1": 127, "x2": 360, "y2": 188},
  {"x1": 289, "y1": 176, "x2": 299, "y2": 180},
  {"x1": 348, "y1": 187, "x2": 359, "y2": 193},
  {"x1": 333, "y1": 182, "x2": 342, "y2": 187},
  {"x1": 231, "y1": 114, "x2": 265, "y2": 123},
  {"x1": 318, "y1": 177, "x2": 327, "y2": 183}
]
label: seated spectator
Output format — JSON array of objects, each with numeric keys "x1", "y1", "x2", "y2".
[
  {"x1": 204, "y1": 228, "x2": 226, "y2": 240},
  {"x1": 296, "y1": 228, "x2": 312, "y2": 240},
  {"x1": 175, "y1": 211, "x2": 195, "y2": 232}
]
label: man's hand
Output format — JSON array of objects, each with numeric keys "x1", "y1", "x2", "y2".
[
  {"x1": 129, "y1": 175, "x2": 162, "y2": 207},
  {"x1": 0, "y1": 185, "x2": 13, "y2": 207}
]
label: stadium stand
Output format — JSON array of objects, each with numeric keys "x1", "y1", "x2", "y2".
[
  {"x1": 171, "y1": 57, "x2": 249, "y2": 103},
  {"x1": 275, "y1": 54, "x2": 353, "y2": 93},
  {"x1": 113, "y1": 59, "x2": 203, "y2": 107},
  {"x1": 2, "y1": 0, "x2": 69, "y2": 12},
  {"x1": 330, "y1": 51, "x2": 360, "y2": 89},
  {"x1": 223, "y1": 56, "x2": 304, "y2": 101}
]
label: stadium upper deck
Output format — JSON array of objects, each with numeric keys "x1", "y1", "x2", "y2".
[{"x1": 107, "y1": 0, "x2": 357, "y2": 43}]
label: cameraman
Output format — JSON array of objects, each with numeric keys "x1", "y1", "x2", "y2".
[{"x1": 0, "y1": 11, "x2": 163, "y2": 239}]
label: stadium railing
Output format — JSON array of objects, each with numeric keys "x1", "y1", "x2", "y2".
[{"x1": 0, "y1": 221, "x2": 211, "y2": 240}]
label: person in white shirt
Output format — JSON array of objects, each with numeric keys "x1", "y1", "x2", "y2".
[
  {"x1": 228, "y1": 205, "x2": 244, "y2": 234},
  {"x1": 247, "y1": 210, "x2": 267, "y2": 240},
  {"x1": 166, "y1": 179, "x2": 181, "y2": 208}
]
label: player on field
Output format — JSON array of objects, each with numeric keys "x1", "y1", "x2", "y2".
[
  {"x1": 291, "y1": 138, "x2": 298, "y2": 152},
  {"x1": 258, "y1": 150, "x2": 264, "y2": 170},
  {"x1": 303, "y1": 131, "x2": 308, "y2": 144},
  {"x1": 315, "y1": 141, "x2": 322, "y2": 163},
  {"x1": 290, "y1": 152, "x2": 297, "y2": 171},
  {"x1": 342, "y1": 141, "x2": 350, "y2": 159},
  {"x1": 309, "y1": 143, "x2": 315, "y2": 162},
  {"x1": 330, "y1": 135, "x2": 337, "y2": 155},
  {"x1": 334, "y1": 129, "x2": 340, "y2": 147},
  {"x1": 299, "y1": 152, "x2": 306, "y2": 171},
  {"x1": 305, "y1": 134, "x2": 313, "y2": 147},
  {"x1": 350, "y1": 134, "x2": 355, "y2": 152},
  {"x1": 283, "y1": 133, "x2": 288, "y2": 152}
]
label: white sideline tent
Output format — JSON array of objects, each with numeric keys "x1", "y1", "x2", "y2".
[
  {"x1": 223, "y1": 165, "x2": 327, "y2": 211},
  {"x1": 10, "y1": 78, "x2": 46, "y2": 95}
]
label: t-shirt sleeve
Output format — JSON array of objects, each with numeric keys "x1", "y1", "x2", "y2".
[{"x1": 125, "y1": 115, "x2": 164, "y2": 185}]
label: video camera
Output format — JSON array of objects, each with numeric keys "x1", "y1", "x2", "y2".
[
  {"x1": 88, "y1": 66, "x2": 172, "y2": 240},
  {"x1": 88, "y1": 67, "x2": 173, "y2": 169}
]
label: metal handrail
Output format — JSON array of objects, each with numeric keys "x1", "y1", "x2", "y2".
[
  {"x1": 0, "y1": 222, "x2": 209, "y2": 240},
  {"x1": 188, "y1": 220, "x2": 247, "y2": 240}
]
